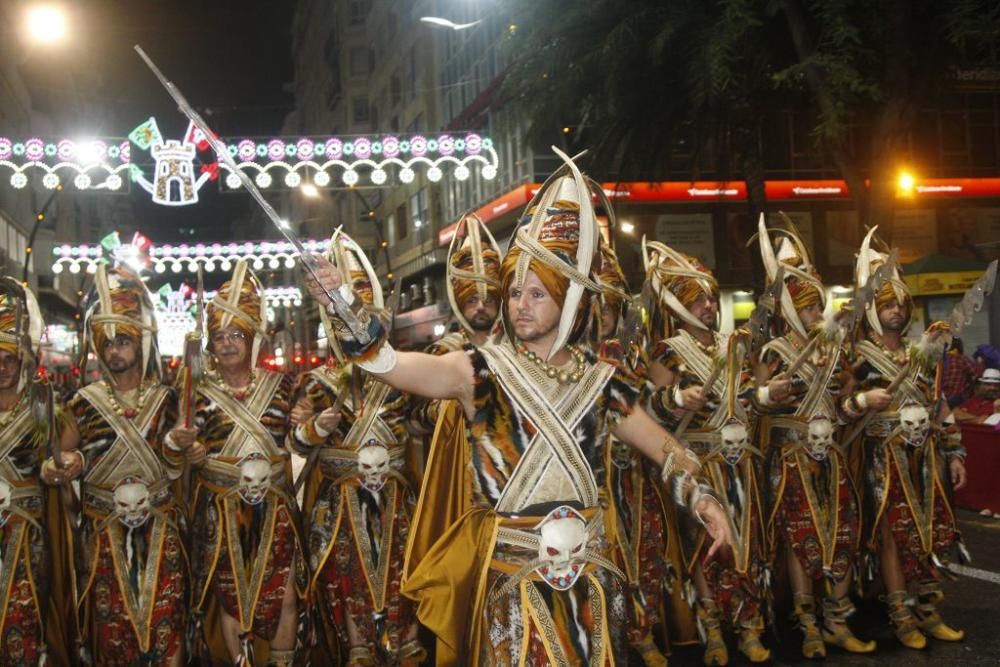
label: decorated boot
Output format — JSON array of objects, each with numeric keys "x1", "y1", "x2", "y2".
[
  {"x1": 793, "y1": 592, "x2": 825, "y2": 659},
  {"x1": 397, "y1": 639, "x2": 428, "y2": 667},
  {"x1": 821, "y1": 596, "x2": 876, "y2": 653},
  {"x1": 634, "y1": 635, "x2": 669, "y2": 667},
  {"x1": 886, "y1": 590, "x2": 927, "y2": 650},
  {"x1": 914, "y1": 581, "x2": 965, "y2": 642},
  {"x1": 737, "y1": 617, "x2": 771, "y2": 663},
  {"x1": 697, "y1": 598, "x2": 729, "y2": 666},
  {"x1": 266, "y1": 648, "x2": 295, "y2": 667},
  {"x1": 347, "y1": 645, "x2": 376, "y2": 667}
]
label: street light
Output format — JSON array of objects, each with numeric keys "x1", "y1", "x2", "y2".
[
  {"x1": 25, "y1": 5, "x2": 68, "y2": 44},
  {"x1": 620, "y1": 221, "x2": 635, "y2": 234},
  {"x1": 300, "y1": 183, "x2": 319, "y2": 198}
]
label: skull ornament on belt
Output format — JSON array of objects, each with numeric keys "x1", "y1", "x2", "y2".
[
  {"x1": 899, "y1": 402, "x2": 931, "y2": 447},
  {"x1": 720, "y1": 418, "x2": 750, "y2": 466},
  {"x1": 0, "y1": 479, "x2": 10, "y2": 527},
  {"x1": 113, "y1": 476, "x2": 151, "y2": 528},
  {"x1": 238, "y1": 453, "x2": 272, "y2": 505},
  {"x1": 806, "y1": 414, "x2": 835, "y2": 461},
  {"x1": 610, "y1": 441, "x2": 634, "y2": 470},
  {"x1": 536, "y1": 506, "x2": 588, "y2": 591},
  {"x1": 357, "y1": 439, "x2": 391, "y2": 493}
]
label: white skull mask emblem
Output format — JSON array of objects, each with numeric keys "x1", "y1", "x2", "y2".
[
  {"x1": 899, "y1": 403, "x2": 930, "y2": 446},
  {"x1": 113, "y1": 477, "x2": 151, "y2": 528},
  {"x1": 806, "y1": 415, "x2": 835, "y2": 461},
  {"x1": 536, "y1": 506, "x2": 588, "y2": 590},
  {"x1": 720, "y1": 419, "x2": 750, "y2": 465},
  {"x1": 357, "y1": 440, "x2": 390, "y2": 493},
  {"x1": 238, "y1": 455, "x2": 272, "y2": 505},
  {"x1": 0, "y1": 479, "x2": 10, "y2": 527}
]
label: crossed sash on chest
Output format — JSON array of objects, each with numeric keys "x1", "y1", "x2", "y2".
[
  {"x1": 478, "y1": 344, "x2": 614, "y2": 514},
  {"x1": 76, "y1": 382, "x2": 175, "y2": 655}
]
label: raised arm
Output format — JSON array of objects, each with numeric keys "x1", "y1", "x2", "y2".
[{"x1": 301, "y1": 254, "x2": 475, "y2": 409}]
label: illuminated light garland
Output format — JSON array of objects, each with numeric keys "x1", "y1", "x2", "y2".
[
  {"x1": 52, "y1": 238, "x2": 332, "y2": 275},
  {"x1": 0, "y1": 130, "x2": 498, "y2": 205}
]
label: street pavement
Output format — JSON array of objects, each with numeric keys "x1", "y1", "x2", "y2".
[{"x1": 661, "y1": 509, "x2": 1000, "y2": 666}]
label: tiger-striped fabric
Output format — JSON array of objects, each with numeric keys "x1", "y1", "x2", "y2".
[
  {"x1": 291, "y1": 364, "x2": 419, "y2": 661},
  {"x1": 67, "y1": 383, "x2": 186, "y2": 666}
]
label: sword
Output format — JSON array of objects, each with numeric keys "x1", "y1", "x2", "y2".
[
  {"x1": 843, "y1": 259, "x2": 998, "y2": 445},
  {"x1": 182, "y1": 267, "x2": 205, "y2": 428},
  {"x1": 134, "y1": 46, "x2": 370, "y2": 344},
  {"x1": 782, "y1": 249, "x2": 897, "y2": 380}
]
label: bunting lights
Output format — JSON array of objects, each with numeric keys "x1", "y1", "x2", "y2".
[{"x1": 0, "y1": 123, "x2": 499, "y2": 207}]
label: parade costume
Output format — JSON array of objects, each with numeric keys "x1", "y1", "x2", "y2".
[
  {"x1": 66, "y1": 265, "x2": 186, "y2": 666},
  {"x1": 0, "y1": 283, "x2": 51, "y2": 665},
  {"x1": 292, "y1": 230, "x2": 423, "y2": 666},
  {"x1": 595, "y1": 245, "x2": 697, "y2": 666},
  {"x1": 644, "y1": 243, "x2": 770, "y2": 665},
  {"x1": 850, "y1": 229, "x2": 967, "y2": 649},
  {"x1": 408, "y1": 213, "x2": 502, "y2": 436},
  {"x1": 318, "y1": 151, "x2": 716, "y2": 666},
  {"x1": 752, "y1": 219, "x2": 873, "y2": 657},
  {"x1": 184, "y1": 260, "x2": 305, "y2": 666}
]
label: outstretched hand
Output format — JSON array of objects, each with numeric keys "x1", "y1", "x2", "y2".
[{"x1": 696, "y1": 496, "x2": 734, "y2": 560}]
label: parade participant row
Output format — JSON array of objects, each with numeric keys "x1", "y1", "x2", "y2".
[{"x1": 0, "y1": 150, "x2": 985, "y2": 666}]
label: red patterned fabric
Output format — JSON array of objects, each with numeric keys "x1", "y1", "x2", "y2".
[
  {"x1": 883, "y1": 462, "x2": 958, "y2": 581},
  {"x1": 85, "y1": 523, "x2": 186, "y2": 666},
  {"x1": 0, "y1": 522, "x2": 45, "y2": 666}
]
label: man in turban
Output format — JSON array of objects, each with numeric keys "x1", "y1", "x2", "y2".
[
  {"x1": 644, "y1": 242, "x2": 780, "y2": 666},
  {"x1": 45, "y1": 265, "x2": 187, "y2": 666},
  {"x1": 168, "y1": 260, "x2": 303, "y2": 666},
  {"x1": 847, "y1": 228, "x2": 968, "y2": 650},
  {"x1": 304, "y1": 150, "x2": 734, "y2": 666},
  {"x1": 752, "y1": 218, "x2": 876, "y2": 658},
  {"x1": 290, "y1": 230, "x2": 425, "y2": 666}
]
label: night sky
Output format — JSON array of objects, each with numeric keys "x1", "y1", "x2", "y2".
[{"x1": 22, "y1": 0, "x2": 298, "y2": 244}]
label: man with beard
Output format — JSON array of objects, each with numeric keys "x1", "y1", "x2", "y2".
[
  {"x1": 291, "y1": 229, "x2": 424, "y2": 666},
  {"x1": 644, "y1": 242, "x2": 783, "y2": 666},
  {"x1": 168, "y1": 259, "x2": 303, "y2": 666},
  {"x1": 0, "y1": 282, "x2": 51, "y2": 665},
  {"x1": 304, "y1": 151, "x2": 734, "y2": 666},
  {"x1": 43, "y1": 265, "x2": 186, "y2": 666},
  {"x1": 595, "y1": 244, "x2": 697, "y2": 666},
  {"x1": 408, "y1": 213, "x2": 502, "y2": 437},
  {"x1": 752, "y1": 219, "x2": 877, "y2": 658},
  {"x1": 848, "y1": 228, "x2": 968, "y2": 650}
]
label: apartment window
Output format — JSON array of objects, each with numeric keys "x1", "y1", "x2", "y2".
[
  {"x1": 349, "y1": 0, "x2": 370, "y2": 25},
  {"x1": 349, "y1": 47, "x2": 370, "y2": 77},
  {"x1": 395, "y1": 204, "x2": 408, "y2": 240},
  {"x1": 385, "y1": 213, "x2": 396, "y2": 244},
  {"x1": 407, "y1": 113, "x2": 422, "y2": 134},
  {"x1": 352, "y1": 97, "x2": 370, "y2": 124},
  {"x1": 410, "y1": 189, "x2": 428, "y2": 230}
]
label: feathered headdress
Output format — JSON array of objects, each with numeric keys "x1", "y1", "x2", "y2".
[
  {"x1": 446, "y1": 213, "x2": 502, "y2": 334},
  {"x1": 642, "y1": 239, "x2": 718, "y2": 339},
  {"x1": 501, "y1": 148, "x2": 601, "y2": 360},
  {"x1": 206, "y1": 259, "x2": 269, "y2": 368},
  {"x1": 756, "y1": 213, "x2": 825, "y2": 339},
  {"x1": 0, "y1": 278, "x2": 44, "y2": 393},
  {"x1": 855, "y1": 226, "x2": 912, "y2": 335}
]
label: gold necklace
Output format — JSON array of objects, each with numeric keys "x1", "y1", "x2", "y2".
[
  {"x1": 105, "y1": 380, "x2": 149, "y2": 420},
  {"x1": 211, "y1": 369, "x2": 258, "y2": 401},
  {"x1": 0, "y1": 395, "x2": 23, "y2": 428},
  {"x1": 517, "y1": 344, "x2": 587, "y2": 384}
]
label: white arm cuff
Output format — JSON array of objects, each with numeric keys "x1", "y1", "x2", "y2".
[
  {"x1": 757, "y1": 386, "x2": 772, "y2": 406},
  {"x1": 165, "y1": 431, "x2": 184, "y2": 452},
  {"x1": 358, "y1": 342, "x2": 398, "y2": 374},
  {"x1": 673, "y1": 385, "x2": 684, "y2": 409}
]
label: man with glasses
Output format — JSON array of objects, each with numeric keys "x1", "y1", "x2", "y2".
[
  {"x1": 168, "y1": 260, "x2": 303, "y2": 667},
  {"x1": 44, "y1": 265, "x2": 187, "y2": 666}
]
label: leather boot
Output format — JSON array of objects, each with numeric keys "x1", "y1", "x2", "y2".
[
  {"x1": 634, "y1": 635, "x2": 669, "y2": 667},
  {"x1": 697, "y1": 598, "x2": 729, "y2": 666},
  {"x1": 792, "y1": 592, "x2": 825, "y2": 659},
  {"x1": 737, "y1": 617, "x2": 772, "y2": 663},
  {"x1": 820, "y1": 596, "x2": 876, "y2": 653},
  {"x1": 347, "y1": 645, "x2": 376, "y2": 667},
  {"x1": 886, "y1": 591, "x2": 927, "y2": 650},
  {"x1": 266, "y1": 648, "x2": 295, "y2": 667},
  {"x1": 914, "y1": 581, "x2": 965, "y2": 642}
]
